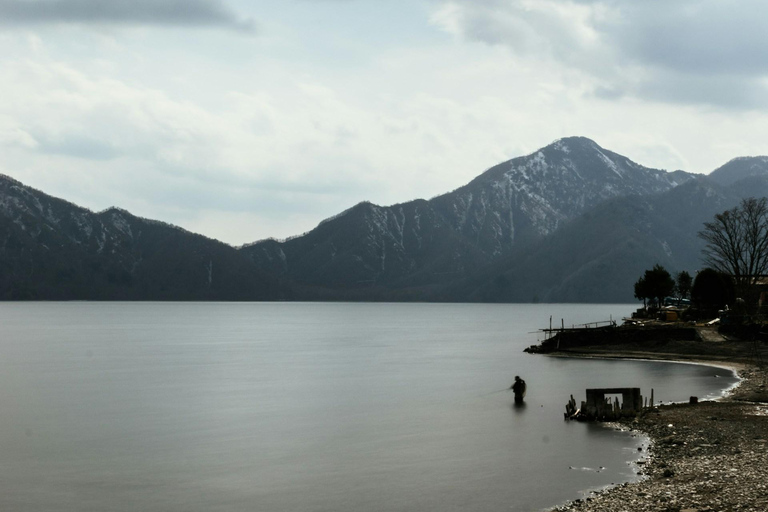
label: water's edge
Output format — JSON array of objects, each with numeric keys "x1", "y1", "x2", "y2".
[{"x1": 544, "y1": 356, "x2": 741, "y2": 511}]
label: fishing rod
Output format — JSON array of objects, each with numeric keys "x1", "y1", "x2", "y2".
[{"x1": 479, "y1": 388, "x2": 511, "y2": 396}]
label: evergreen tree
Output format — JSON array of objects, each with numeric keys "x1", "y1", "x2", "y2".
[
  {"x1": 634, "y1": 275, "x2": 650, "y2": 308},
  {"x1": 634, "y1": 264, "x2": 675, "y2": 308},
  {"x1": 691, "y1": 268, "x2": 735, "y2": 313},
  {"x1": 676, "y1": 271, "x2": 693, "y2": 303}
]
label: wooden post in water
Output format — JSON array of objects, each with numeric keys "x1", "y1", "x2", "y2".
[{"x1": 651, "y1": 389, "x2": 654, "y2": 407}]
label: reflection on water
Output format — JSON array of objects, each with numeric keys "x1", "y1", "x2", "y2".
[{"x1": 0, "y1": 302, "x2": 738, "y2": 512}]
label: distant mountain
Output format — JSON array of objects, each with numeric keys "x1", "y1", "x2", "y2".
[
  {"x1": 454, "y1": 177, "x2": 740, "y2": 303},
  {"x1": 708, "y1": 156, "x2": 768, "y2": 187},
  {"x1": 2, "y1": 136, "x2": 766, "y2": 302},
  {"x1": 241, "y1": 137, "x2": 694, "y2": 295},
  {"x1": 0, "y1": 175, "x2": 284, "y2": 300},
  {"x1": 457, "y1": 162, "x2": 768, "y2": 303}
]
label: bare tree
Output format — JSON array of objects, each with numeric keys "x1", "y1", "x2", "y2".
[{"x1": 698, "y1": 197, "x2": 768, "y2": 300}]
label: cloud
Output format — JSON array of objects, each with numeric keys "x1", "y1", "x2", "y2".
[
  {"x1": 0, "y1": 56, "x2": 415, "y2": 243},
  {"x1": 36, "y1": 133, "x2": 122, "y2": 160},
  {"x1": 431, "y1": 0, "x2": 768, "y2": 110},
  {"x1": 594, "y1": 1, "x2": 768, "y2": 76},
  {"x1": 0, "y1": 0, "x2": 255, "y2": 32},
  {"x1": 3, "y1": 10, "x2": 768, "y2": 245}
]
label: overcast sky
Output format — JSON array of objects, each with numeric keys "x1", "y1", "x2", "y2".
[{"x1": 1, "y1": 0, "x2": 767, "y2": 245}]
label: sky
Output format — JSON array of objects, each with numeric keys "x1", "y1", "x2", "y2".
[{"x1": 1, "y1": 0, "x2": 767, "y2": 245}]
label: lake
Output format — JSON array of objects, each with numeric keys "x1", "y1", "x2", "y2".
[{"x1": 0, "y1": 302, "x2": 738, "y2": 511}]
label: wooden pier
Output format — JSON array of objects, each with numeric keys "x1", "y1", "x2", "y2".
[{"x1": 540, "y1": 316, "x2": 617, "y2": 341}]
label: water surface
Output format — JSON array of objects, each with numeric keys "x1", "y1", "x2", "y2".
[{"x1": 0, "y1": 302, "x2": 737, "y2": 511}]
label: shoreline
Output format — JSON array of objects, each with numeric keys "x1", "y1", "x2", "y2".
[
  {"x1": 545, "y1": 351, "x2": 745, "y2": 400},
  {"x1": 544, "y1": 350, "x2": 750, "y2": 371},
  {"x1": 543, "y1": 350, "x2": 768, "y2": 512}
]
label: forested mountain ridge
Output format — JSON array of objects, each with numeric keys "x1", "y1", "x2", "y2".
[
  {"x1": 0, "y1": 175, "x2": 283, "y2": 300},
  {"x1": 708, "y1": 156, "x2": 768, "y2": 187},
  {"x1": 1, "y1": 137, "x2": 766, "y2": 302},
  {"x1": 241, "y1": 137, "x2": 694, "y2": 294},
  {"x1": 454, "y1": 176, "x2": 763, "y2": 303}
]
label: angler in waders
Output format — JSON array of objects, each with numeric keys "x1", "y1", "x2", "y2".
[{"x1": 511, "y1": 376, "x2": 526, "y2": 404}]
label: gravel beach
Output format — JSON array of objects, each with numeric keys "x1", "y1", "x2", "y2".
[{"x1": 547, "y1": 360, "x2": 768, "y2": 512}]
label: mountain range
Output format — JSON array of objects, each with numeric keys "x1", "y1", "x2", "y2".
[{"x1": 2, "y1": 136, "x2": 767, "y2": 302}]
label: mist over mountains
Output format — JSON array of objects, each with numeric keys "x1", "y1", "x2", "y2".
[{"x1": 2, "y1": 136, "x2": 767, "y2": 302}]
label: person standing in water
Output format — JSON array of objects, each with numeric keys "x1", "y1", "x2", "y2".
[{"x1": 511, "y1": 376, "x2": 526, "y2": 404}]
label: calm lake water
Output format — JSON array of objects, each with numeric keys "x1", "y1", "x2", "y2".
[{"x1": 0, "y1": 302, "x2": 738, "y2": 512}]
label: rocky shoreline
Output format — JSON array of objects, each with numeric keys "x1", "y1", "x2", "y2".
[{"x1": 545, "y1": 351, "x2": 768, "y2": 512}]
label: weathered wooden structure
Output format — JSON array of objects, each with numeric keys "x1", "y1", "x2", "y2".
[
  {"x1": 539, "y1": 317, "x2": 617, "y2": 343},
  {"x1": 565, "y1": 387, "x2": 651, "y2": 421}
]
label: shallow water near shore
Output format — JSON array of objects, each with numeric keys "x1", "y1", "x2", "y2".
[{"x1": 0, "y1": 302, "x2": 738, "y2": 512}]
